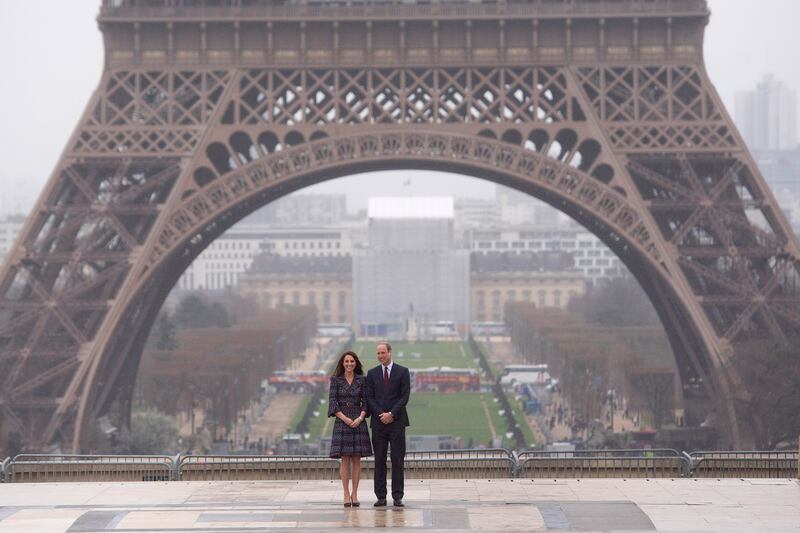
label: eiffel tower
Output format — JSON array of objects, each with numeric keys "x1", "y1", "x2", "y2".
[{"x1": 0, "y1": 0, "x2": 798, "y2": 452}]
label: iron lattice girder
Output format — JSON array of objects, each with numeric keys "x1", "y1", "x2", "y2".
[{"x1": 0, "y1": 1, "x2": 798, "y2": 451}]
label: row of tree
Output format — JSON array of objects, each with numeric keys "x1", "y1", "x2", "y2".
[{"x1": 92, "y1": 293, "x2": 317, "y2": 454}]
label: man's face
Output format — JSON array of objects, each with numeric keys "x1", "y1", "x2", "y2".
[{"x1": 376, "y1": 343, "x2": 392, "y2": 366}]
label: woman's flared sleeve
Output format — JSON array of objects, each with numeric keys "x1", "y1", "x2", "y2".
[{"x1": 327, "y1": 376, "x2": 339, "y2": 417}]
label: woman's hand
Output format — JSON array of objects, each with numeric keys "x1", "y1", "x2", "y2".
[{"x1": 349, "y1": 416, "x2": 363, "y2": 428}]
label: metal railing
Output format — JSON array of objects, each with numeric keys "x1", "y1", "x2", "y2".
[
  {"x1": 516, "y1": 449, "x2": 689, "y2": 478},
  {"x1": 363, "y1": 449, "x2": 516, "y2": 479},
  {"x1": 4, "y1": 454, "x2": 175, "y2": 483},
  {"x1": 1, "y1": 448, "x2": 797, "y2": 482},
  {"x1": 179, "y1": 455, "x2": 340, "y2": 481},
  {"x1": 689, "y1": 450, "x2": 799, "y2": 479}
]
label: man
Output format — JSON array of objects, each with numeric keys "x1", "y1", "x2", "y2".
[{"x1": 366, "y1": 341, "x2": 411, "y2": 507}]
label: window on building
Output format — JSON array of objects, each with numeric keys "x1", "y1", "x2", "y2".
[
  {"x1": 292, "y1": 291, "x2": 301, "y2": 305},
  {"x1": 553, "y1": 290, "x2": 562, "y2": 307},
  {"x1": 522, "y1": 290, "x2": 531, "y2": 301},
  {"x1": 538, "y1": 289, "x2": 546, "y2": 306},
  {"x1": 323, "y1": 292, "x2": 331, "y2": 310},
  {"x1": 491, "y1": 290, "x2": 501, "y2": 309},
  {"x1": 568, "y1": 290, "x2": 578, "y2": 301},
  {"x1": 338, "y1": 291, "x2": 346, "y2": 309},
  {"x1": 507, "y1": 290, "x2": 516, "y2": 301}
]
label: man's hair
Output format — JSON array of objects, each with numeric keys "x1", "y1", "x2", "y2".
[{"x1": 378, "y1": 341, "x2": 392, "y2": 353}]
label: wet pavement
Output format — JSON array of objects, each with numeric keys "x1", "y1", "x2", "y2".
[{"x1": 0, "y1": 478, "x2": 798, "y2": 531}]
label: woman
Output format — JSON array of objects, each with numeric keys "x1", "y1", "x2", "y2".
[{"x1": 328, "y1": 350, "x2": 372, "y2": 507}]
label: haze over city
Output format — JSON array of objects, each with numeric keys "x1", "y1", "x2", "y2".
[
  {"x1": 1, "y1": 0, "x2": 800, "y2": 214},
  {"x1": 0, "y1": 5, "x2": 798, "y2": 529}
]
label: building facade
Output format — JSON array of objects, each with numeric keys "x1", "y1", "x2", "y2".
[
  {"x1": 177, "y1": 225, "x2": 355, "y2": 291},
  {"x1": 466, "y1": 226, "x2": 626, "y2": 284},
  {"x1": 239, "y1": 254, "x2": 352, "y2": 324},
  {"x1": 471, "y1": 251, "x2": 585, "y2": 322},
  {"x1": 243, "y1": 193, "x2": 348, "y2": 227}
]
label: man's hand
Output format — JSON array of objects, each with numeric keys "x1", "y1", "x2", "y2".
[{"x1": 379, "y1": 412, "x2": 394, "y2": 424}]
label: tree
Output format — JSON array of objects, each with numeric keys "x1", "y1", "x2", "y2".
[
  {"x1": 627, "y1": 368, "x2": 676, "y2": 429},
  {"x1": 580, "y1": 278, "x2": 661, "y2": 327},
  {"x1": 734, "y1": 337, "x2": 800, "y2": 449},
  {"x1": 173, "y1": 294, "x2": 231, "y2": 328},
  {"x1": 117, "y1": 409, "x2": 179, "y2": 454},
  {"x1": 153, "y1": 312, "x2": 178, "y2": 350}
]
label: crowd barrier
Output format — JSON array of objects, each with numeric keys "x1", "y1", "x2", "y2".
[
  {"x1": 1, "y1": 448, "x2": 797, "y2": 483},
  {"x1": 516, "y1": 449, "x2": 689, "y2": 478},
  {"x1": 689, "y1": 450, "x2": 798, "y2": 479}
]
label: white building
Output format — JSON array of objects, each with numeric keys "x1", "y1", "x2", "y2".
[
  {"x1": 466, "y1": 226, "x2": 626, "y2": 285},
  {"x1": 177, "y1": 225, "x2": 355, "y2": 291},
  {"x1": 735, "y1": 74, "x2": 797, "y2": 151},
  {"x1": 454, "y1": 198, "x2": 501, "y2": 232},
  {"x1": 0, "y1": 215, "x2": 25, "y2": 266},
  {"x1": 243, "y1": 193, "x2": 348, "y2": 226}
]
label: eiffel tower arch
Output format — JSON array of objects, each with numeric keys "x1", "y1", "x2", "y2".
[{"x1": 0, "y1": 0, "x2": 798, "y2": 452}]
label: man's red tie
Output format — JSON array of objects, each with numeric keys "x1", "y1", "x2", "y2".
[{"x1": 383, "y1": 366, "x2": 389, "y2": 387}]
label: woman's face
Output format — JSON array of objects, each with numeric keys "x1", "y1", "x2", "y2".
[{"x1": 343, "y1": 355, "x2": 356, "y2": 373}]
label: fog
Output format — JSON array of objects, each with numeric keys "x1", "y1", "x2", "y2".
[{"x1": 0, "y1": 0, "x2": 798, "y2": 214}]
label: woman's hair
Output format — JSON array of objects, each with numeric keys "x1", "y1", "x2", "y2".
[{"x1": 332, "y1": 350, "x2": 364, "y2": 377}]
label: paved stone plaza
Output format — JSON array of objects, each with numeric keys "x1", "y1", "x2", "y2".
[{"x1": 0, "y1": 478, "x2": 798, "y2": 532}]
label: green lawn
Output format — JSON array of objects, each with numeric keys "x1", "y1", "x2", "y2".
[
  {"x1": 407, "y1": 392, "x2": 501, "y2": 446},
  {"x1": 304, "y1": 396, "x2": 330, "y2": 439}
]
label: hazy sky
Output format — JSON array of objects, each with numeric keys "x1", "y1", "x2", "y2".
[{"x1": 0, "y1": 0, "x2": 798, "y2": 214}]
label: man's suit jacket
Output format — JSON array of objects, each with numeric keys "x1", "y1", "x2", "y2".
[{"x1": 366, "y1": 363, "x2": 411, "y2": 429}]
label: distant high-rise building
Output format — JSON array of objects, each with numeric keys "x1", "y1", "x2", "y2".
[
  {"x1": 0, "y1": 215, "x2": 25, "y2": 266},
  {"x1": 735, "y1": 74, "x2": 797, "y2": 151}
]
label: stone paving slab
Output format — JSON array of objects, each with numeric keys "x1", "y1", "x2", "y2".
[{"x1": 0, "y1": 479, "x2": 797, "y2": 532}]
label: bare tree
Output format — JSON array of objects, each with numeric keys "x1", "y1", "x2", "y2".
[
  {"x1": 627, "y1": 368, "x2": 676, "y2": 430},
  {"x1": 734, "y1": 338, "x2": 800, "y2": 449}
]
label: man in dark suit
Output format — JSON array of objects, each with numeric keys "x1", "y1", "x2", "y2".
[{"x1": 366, "y1": 341, "x2": 411, "y2": 507}]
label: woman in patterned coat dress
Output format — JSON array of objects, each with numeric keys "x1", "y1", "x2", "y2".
[{"x1": 328, "y1": 350, "x2": 372, "y2": 507}]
